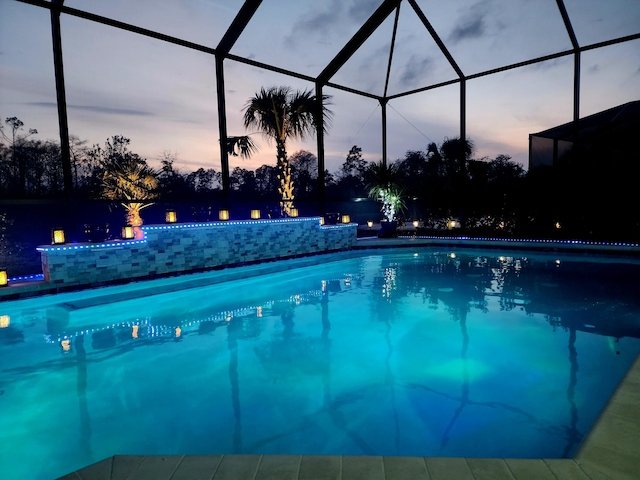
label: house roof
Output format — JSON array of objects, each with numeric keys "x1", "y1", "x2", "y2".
[{"x1": 530, "y1": 100, "x2": 640, "y2": 144}]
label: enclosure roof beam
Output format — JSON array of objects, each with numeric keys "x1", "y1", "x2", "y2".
[
  {"x1": 217, "y1": 0, "x2": 262, "y2": 54},
  {"x1": 317, "y1": 0, "x2": 401, "y2": 85},
  {"x1": 556, "y1": 0, "x2": 580, "y2": 50},
  {"x1": 387, "y1": 31, "x2": 640, "y2": 101},
  {"x1": 17, "y1": 0, "x2": 381, "y2": 102},
  {"x1": 407, "y1": 0, "x2": 464, "y2": 80},
  {"x1": 383, "y1": 4, "x2": 402, "y2": 99}
]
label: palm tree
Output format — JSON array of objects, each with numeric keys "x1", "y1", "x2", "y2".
[
  {"x1": 228, "y1": 86, "x2": 331, "y2": 216},
  {"x1": 366, "y1": 161, "x2": 405, "y2": 222},
  {"x1": 94, "y1": 136, "x2": 158, "y2": 234}
]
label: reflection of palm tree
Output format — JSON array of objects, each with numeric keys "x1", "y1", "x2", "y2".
[
  {"x1": 228, "y1": 86, "x2": 332, "y2": 216},
  {"x1": 562, "y1": 325, "x2": 581, "y2": 457},
  {"x1": 439, "y1": 309, "x2": 469, "y2": 453},
  {"x1": 226, "y1": 318, "x2": 243, "y2": 453},
  {"x1": 75, "y1": 335, "x2": 93, "y2": 464}
]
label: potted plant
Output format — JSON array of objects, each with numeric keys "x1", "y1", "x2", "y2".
[{"x1": 366, "y1": 161, "x2": 406, "y2": 238}]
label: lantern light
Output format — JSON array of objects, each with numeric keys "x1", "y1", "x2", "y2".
[
  {"x1": 165, "y1": 210, "x2": 177, "y2": 223},
  {"x1": 0, "y1": 315, "x2": 9, "y2": 328},
  {"x1": 367, "y1": 220, "x2": 373, "y2": 228},
  {"x1": 342, "y1": 214, "x2": 351, "y2": 224},
  {"x1": 413, "y1": 220, "x2": 419, "y2": 228},
  {"x1": 219, "y1": 209, "x2": 230, "y2": 221},
  {"x1": 251, "y1": 209, "x2": 261, "y2": 219},
  {"x1": 121, "y1": 225, "x2": 135, "y2": 240},
  {"x1": 0, "y1": 269, "x2": 7, "y2": 287},
  {"x1": 320, "y1": 217, "x2": 325, "y2": 226},
  {"x1": 289, "y1": 208, "x2": 299, "y2": 218},
  {"x1": 51, "y1": 228, "x2": 65, "y2": 245}
]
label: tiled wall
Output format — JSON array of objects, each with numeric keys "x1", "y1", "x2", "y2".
[{"x1": 39, "y1": 218, "x2": 356, "y2": 288}]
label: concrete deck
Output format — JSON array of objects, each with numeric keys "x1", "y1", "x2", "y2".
[{"x1": 58, "y1": 355, "x2": 640, "y2": 479}]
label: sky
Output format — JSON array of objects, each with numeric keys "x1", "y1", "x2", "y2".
[{"x1": 1, "y1": 0, "x2": 639, "y2": 175}]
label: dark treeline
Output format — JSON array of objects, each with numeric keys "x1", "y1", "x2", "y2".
[{"x1": 1, "y1": 116, "x2": 638, "y2": 242}]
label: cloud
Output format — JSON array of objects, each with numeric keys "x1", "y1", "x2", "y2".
[
  {"x1": 448, "y1": 0, "x2": 493, "y2": 44},
  {"x1": 348, "y1": 0, "x2": 381, "y2": 22},
  {"x1": 27, "y1": 102, "x2": 153, "y2": 117},
  {"x1": 399, "y1": 55, "x2": 433, "y2": 88},
  {"x1": 285, "y1": 1, "x2": 344, "y2": 48},
  {"x1": 449, "y1": 16, "x2": 485, "y2": 43}
]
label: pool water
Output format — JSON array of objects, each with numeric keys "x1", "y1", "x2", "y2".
[{"x1": 2, "y1": 248, "x2": 640, "y2": 479}]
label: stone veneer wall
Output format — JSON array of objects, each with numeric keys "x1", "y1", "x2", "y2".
[{"x1": 39, "y1": 218, "x2": 356, "y2": 288}]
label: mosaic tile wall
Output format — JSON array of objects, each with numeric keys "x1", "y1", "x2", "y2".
[{"x1": 39, "y1": 218, "x2": 356, "y2": 288}]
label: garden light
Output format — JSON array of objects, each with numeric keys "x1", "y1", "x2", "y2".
[
  {"x1": 51, "y1": 228, "x2": 65, "y2": 245},
  {"x1": 165, "y1": 210, "x2": 177, "y2": 223},
  {"x1": 121, "y1": 225, "x2": 135, "y2": 239}
]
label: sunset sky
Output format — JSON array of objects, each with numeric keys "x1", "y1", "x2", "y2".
[{"x1": 1, "y1": 0, "x2": 639, "y2": 175}]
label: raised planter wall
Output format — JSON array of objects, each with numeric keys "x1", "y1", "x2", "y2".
[{"x1": 38, "y1": 217, "x2": 357, "y2": 288}]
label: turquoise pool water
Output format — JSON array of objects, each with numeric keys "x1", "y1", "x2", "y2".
[{"x1": 1, "y1": 248, "x2": 640, "y2": 479}]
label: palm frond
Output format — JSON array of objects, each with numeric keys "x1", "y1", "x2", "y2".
[{"x1": 225, "y1": 136, "x2": 259, "y2": 159}]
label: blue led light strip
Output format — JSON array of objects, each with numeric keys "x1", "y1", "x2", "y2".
[
  {"x1": 394, "y1": 235, "x2": 640, "y2": 248},
  {"x1": 7, "y1": 273, "x2": 45, "y2": 283},
  {"x1": 320, "y1": 223, "x2": 356, "y2": 229},
  {"x1": 36, "y1": 239, "x2": 147, "y2": 252},
  {"x1": 143, "y1": 217, "x2": 322, "y2": 230}
]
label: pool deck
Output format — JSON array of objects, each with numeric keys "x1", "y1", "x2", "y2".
[{"x1": 59, "y1": 355, "x2": 640, "y2": 479}]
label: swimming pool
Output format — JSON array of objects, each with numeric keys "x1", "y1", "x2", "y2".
[{"x1": 1, "y1": 248, "x2": 640, "y2": 479}]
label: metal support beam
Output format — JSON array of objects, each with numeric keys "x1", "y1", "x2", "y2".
[
  {"x1": 215, "y1": 0, "x2": 262, "y2": 203},
  {"x1": 381, "y1": 99, "x2": 388, "y2": 167},
  {"x1": 217, "y1": 0, "x2": 262, "y2": 54},
  {"x1": 407, "y1": 0, "x2": 464, "y2": 79},
  {"x1": 460, "y1": 78, "x2": 466, "y2": 153},
  {"x1": 556, "y1": 0, "x2": 580, "y2": 123},
  {"x1": 388, "y1": 31, "x2": 640, "y2": 100},
  {"x1": 216, "y1": 56, "x2": 230, "y2": 202},
  {"x1": 573, "y1": 52, "x2": 580, "y2": 123},
  {"x1": 318, "y1": 0, "x2": 400, "y2": 84},
  {"x1": 383, "y1": 4, "x2": 401, "y2": 98},
  {"x1": 315, "y1": 82, "x2": 326, "y2": 215},
  {"x1": 50, "y1": 0, "x2": 73, "y2": 198}
]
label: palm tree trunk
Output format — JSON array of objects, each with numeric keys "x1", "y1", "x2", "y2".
[{"x1": 276, "y1": 141, "x2": 295, "y2": 216}]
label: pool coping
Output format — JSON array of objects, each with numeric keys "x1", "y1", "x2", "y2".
[
  {"x1": 4, "y1": 236, "x2": 640, "y2": 301},
  {"x1": 58, "y1": 354, "x2": 640, "y2": 479}
]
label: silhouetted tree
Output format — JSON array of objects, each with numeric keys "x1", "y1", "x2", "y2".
[
  {"x1": 0, "y1": 116, "x2": 38, "y2": 196},
  {"x1": 334, "y1": 145, "x2": 368, "y2": 198},
  {"x1": 290, "y1": 150, "x2": 318, "y2": 200},
  {"x1": 254, "y1": 164, "x2": 279, "y2": 199}
]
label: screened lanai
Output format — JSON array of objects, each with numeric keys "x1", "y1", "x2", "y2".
[{"x1": 1, "y1": 0, "x2": 639, "y2": 202}]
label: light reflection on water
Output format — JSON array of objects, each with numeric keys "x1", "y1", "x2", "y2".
[{"x1": 1, "y1": 249, "x2": 640, "y2": 480}]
